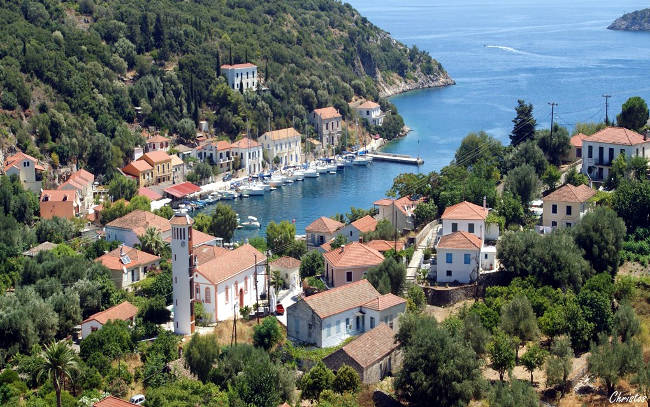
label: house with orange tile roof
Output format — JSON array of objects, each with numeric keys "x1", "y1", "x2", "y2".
[
  {"x1": 40, "y1": 189, "x2": 80, "y2": 219},
  {"x1": 230, "y1": 137, "x2": 263, "y2": 175},
  {"x1": 435, "y1": 231, "x2": 485, "y2": 284},
  {"x1": 310, "y1": 107, "x2": 342, "y2": 150},
  {"x1": 364, "y1": 240, "x2": 406, "y2": 253},
  {"x1": 105, "y1": 210, "x2": 172, "y2": 247},
  {"x1": 3, "y1": 151, "x2": 44, "y2": 194},
  {"x1": 259, "y1": 128, "x2": 302, "y2": 167},
  {"x1": 221, "y1": 63, "x2": 258, "y2": 91},
  {"x1": 566, "y1": 132, "x2": 589, "y2": 161},
  {"x1": 145, "y1": 132, "x2": 170, "y2": 153},
  {"x1": 542, "y1": 183, "x2": 596, "y2": 229},
  {"x1": 57, "y1": 169, "x2": 95, "y2": 214},
  {"x1": 323, "y1": 323, "x2": 402, "y2": 383},
  {"x1": 306, "y1": 216, "x2": 344, "y2": 251},
  {"x1": 270, "y1": 256, "x2": 301, "y2": 290},
  {"x1": 351, "y1": 100, "x2": 384, "y2": 126},
  {"x1": 170, "y1": 154, "x2": 185, "y2": 183},
  {"x1": 373, "y1": 196, "x2": 421, "y2": 233},
  {"x1": 581, "y1": 127, "x2": 650, "y2": 181},
  {"x1": 323, "y1": 242, "x2": 384, "y2": 287},
  {"x1": 286, "y1": 279, "x2": 406, "y2": 347},
  {"x1": 95, "y1": 244, "x2": 161, "y2": 290},
  {"x1": 93, "y1": 395, "x2": 139, "y2": 407},
  {"x1": 81, "y1": 301, "x2": 138, "y2": 339},
  {"x1": 121, "y1": 160, "x2": 154, "y2": 187},
  {"x1": 441, "y1": 200, "x2": 492, "y2": 240},
  {"x1": 195, "y1": 139, "x2": 234, "y2": 172},
  {"x1": 137, "y1": 151, "x2": 172, "y2": 184},
  {"x1": 337, "y1": 215, "x2": 378, "y2": 243}
]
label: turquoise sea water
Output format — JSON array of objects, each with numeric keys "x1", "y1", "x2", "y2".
[{"x1": 207, "y1": 0, "x2": 650, "y2": 241}]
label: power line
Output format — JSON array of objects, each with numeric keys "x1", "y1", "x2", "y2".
[{"x1": 602, "y1": 94, "x2": 611, "y2": 125}]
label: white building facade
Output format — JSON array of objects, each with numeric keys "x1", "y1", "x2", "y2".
[
  {"x1": 171, "y1": 214, "x2": 195, "y2": 335},
  {"x1": 221, "y1": 63, "x2": 258, "y2": 92},
  {"x1": 259, "y1": 128, "x2": 303, "y2": 167},
  {"x1": 230, "y1": 137, "x2": 264, "y2": 175},
  {"x1": 581, "y1": 127, "x2": 650, "y2": 182},
  {"x1": 353, "y1": 101, "x2": 384, "y2": 126}
]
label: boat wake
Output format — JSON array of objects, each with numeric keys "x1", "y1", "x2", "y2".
[{"x1": 485, "y1": 45, "x2": 529, "y2": 55}]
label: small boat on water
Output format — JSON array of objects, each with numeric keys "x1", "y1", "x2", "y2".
[
  {"x1": 258, "y1": 182, "x2": 271, "y2": 192},
  {"x1": 293, "y1": 169, "x2": 305, "y2": 181},
  {"x1": 269, "y1": 173, "x2": 285, "y2": 187},
  {"x1": 325, "y1": 163, "x2": 337, "y2": 173},
  {"x1": 353, "y1": 155, "x2": 372, "y2": 166},
  {"x1": 221, "y1": 190, "x2": 239, "y2": 200},
  {"x1": 304, "y1": 168, "x2": 319, "y2": 178},
  {"x1": 316, "y1": 165, "x2": 328, "y2": 174},
  {"x1": 240, "y1": 216, "x2": 261, "y2": 229}
]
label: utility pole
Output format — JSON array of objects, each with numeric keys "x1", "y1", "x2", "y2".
[
  {"x1": 254, "y1": 254, "x2": 260, "y2": 324},
  {"x1": 548, "y1": 102, "x2": 557, "y2": 137},
  {"x1": 602, "y1": 94, "x2": 611, "y2": 125}
]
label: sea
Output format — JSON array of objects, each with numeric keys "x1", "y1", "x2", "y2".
[{"x1": 201, "y1": 0, "x2": 650, "y2": 241}]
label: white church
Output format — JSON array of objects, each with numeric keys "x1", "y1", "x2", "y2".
[{"x1": 171, "y1": 213, "x2": 267, "y2": 335}]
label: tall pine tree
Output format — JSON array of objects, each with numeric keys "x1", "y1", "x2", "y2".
[
  {"x1": 140, "y1": 13, "x2": 151, "y2": 52},
  {"x1": 510, "y1": 99, "x2": 536, "y2": 146}
]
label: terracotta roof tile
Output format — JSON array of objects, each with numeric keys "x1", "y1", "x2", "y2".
[
  {"x1": 4, "y1": 151, "x2": 42, "y2": 172},
  {"x1": 216, "y1": 140, "x2": 231, "y2": 151},
  {"x1": 190, "y1": 229, "x2": 217, "y2": 247},
  {"x1": 164, "y1": 182, "x2": 201, "y2": 198},
  {"x1": 543, "y1": 183, "x2": 596, "y2": 203},
  {"x1": 363, "y1": 293, "x2": 406, "y2": 311},
  {"x1": 147, "y1": 134, "x2": 170, "y2": 143},
  {"x1": 437, "y1": 231, "x2": 482, "y2": 250},
  {"x1": 350, "y1": 215, "x2": 377, "y2": 233},
  {"x1": 373, "y1": 196, "x2": 422, "y2": 216},
  {"x1": 194, "y1": 244, "x2": 229, "y2": 265},
  {"x1": 93, "y1": 396, "x2": 139, "y2": 407},
  {"x1": 106, "y1": 210, "x2": 171, "y2": 236},
  {"x1": 95, "y1": 245, "x2": 160, "y2": 271},
  {"x1": 357, "y1": 100, "x2": 380, "y2": 109},
  {"x1": 313, "y1": 107, "x2": 341, "y2": 120},
  {"x1": 195, "y1": 244, "x2": 265, "y2": 284},
  {"x1": 82, "y1": 301, "x2": 138, "y2": 325},
  {"x1": 137, "y1": 186, "x2": 162, "y2": 201},
  {"x1": 323, "y1": 242, "x2": 384, "y2": 268},
  {"x1": 122, "y1": 160, "x2": 152, "y2": 175},
  {"x1": 302, "y1": 280, "x2": 381, "y2": 318},
  {"x1": 170, "y1": 155, "x2": 184, "y2": 167},
  {"x1": 330, "y1": 323, "x2": 399, "y2": 368},
  {"x1": 221, "y1": 63, "x2": 257, "y2": 69},
  {"x1": 230, "y1": 137, "x2": 260, "y2": 149},
  {"x1": 364, "y1": 240, "x2": 405, "y2": 252},
  {"x1": 306, "y1": 216, "x2": 344, "y2": 233},
  {"x1": 441, "y1": 201, "x2": 488, "y2": 220},
  {"x1": 262, "y1": 127, "x2": 302, "y2": 141},
  {"x1": 586, "y1": 127, "x2": 647, "y2": 146},
  {"x1": 139, "y1": 150, "x2": 171, "y2": 163},
  {"x1": 570, "y1": 133, "x2": 589, "y2": 147},
  {"x1": 270, "y1": 256, "x2": 301, "y2": 269},
  {"x1": 40, "y1": 189, "x2": 77, "y2": 202}
]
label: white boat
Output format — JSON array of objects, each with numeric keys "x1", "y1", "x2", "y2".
[
  {"x1": 353, "y1": 155, "x2": 372, "y2": 166},
  {"x1": 343, "y1": 154, "x2": 355, "y2": 166},
  {"x1": 241, "y1": 185, "x2": 265, "y2": 196},
  {"x1": 240, "y1": 216, "x2": 261, "y2": 229},
  {"x1": 304, "y1": 168, "x2": 319, "y2": 178},
  {"x1": 258, "y1": 182, "x2": 271, "y2": 192},
  {"x1": 286, "y1": 172, "x2": 299, "y2": 181},
  {"x1": 316, "y1": 165, "x2": 328, "y2": 174},
  {"x1": 269, "y1": 174, "x2": 285, "y2": 187},
  {"x1": 326, "y1": 163, "x2": 337, "y2": 173},
  {"x1": 221, "y1": 190, "x2": 239, "y2": 199},
  {"x1": 293, "y1": 170, "x2": 305, "y2": 181}
]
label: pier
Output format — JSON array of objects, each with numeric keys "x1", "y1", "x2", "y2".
[{"x1": 367, "y1": 152, "x2": 424, "y2": 165}]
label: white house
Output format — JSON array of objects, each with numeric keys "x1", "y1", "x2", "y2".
[
  {"x1": 259, "y1": 128, "x2": 302, "y2": 167},
  {"x1": 105, "y1": 210, "x2": 172, "y2": 247},
  {"x1": 221, "y1": 63, "x2": 258, "y2": 92},
  {"x1": 306, "y1": 216, "x2": 344, "y2": 251},
  {"x1": 286, "y1": 279, "x2": 406, "y2": 348},
  {"x1": 230, "y1": 137, "x2": 264, "y2": 175},
  {"x1": 95, "y1": 245, "x2": 161, "y2": 290},
  {"x1": 57, "y1": 169, "x2": 95, "y2": 215},
  {"x1": 373, "y1": 196, "x2": 421, "y2": 233},
  {"x1": 3, "y1": 151, "x2": 44, "y2": 194},
  {"x1": 145, "y1": 133, "x2": 170, "y2": 153},
  {"x1": 310, "y1": 107, "x2": 342, "y2": 150},
  {"x1": 270, "y1": 256, "x2": 301, "y2": 292},
  {"x1": 436, "y1": 231, "x2": 482, "y2": 284},
  {"x1": 352, "y1": 100, "x2": 384, "y2": 126},
  {"x1": 81, "y1": 301, "x2": 138, "y2": 339},
  {"x1": 542, "y1": 183, "x2": 596, "y2": 229},
  {"x1": 337, "y1": 215, "x2": 377, "y2": 244},
  {"x1": 581, "y1": 127, "x2": 650, "y2": 182}
]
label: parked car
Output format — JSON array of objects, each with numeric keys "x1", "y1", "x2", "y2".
[
  {"x1": 130, "y1": 394, "x2": 145, "y2": 405},
  {"x1": 222, "y1": 172, "x2": 232, "y2": 181},
  {"x1": 276, "y1": 304, "x2": 285, "y2": 316}
]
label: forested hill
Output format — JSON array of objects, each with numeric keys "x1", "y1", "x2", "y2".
[
  {"x1": 0, "y1": 0, "x2": 451, "y2": 180},
  {"x1": 608, "y1": 8, "x2": 650, "y2": 31}
]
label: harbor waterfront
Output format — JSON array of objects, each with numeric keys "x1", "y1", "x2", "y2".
[{"x1": 206, "y1": 0, "x2": 650, "y2": 241}]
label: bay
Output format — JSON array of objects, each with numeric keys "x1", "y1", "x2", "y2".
[{"x1": 204, "y1": 0, "x2": 650, "y2": 241}]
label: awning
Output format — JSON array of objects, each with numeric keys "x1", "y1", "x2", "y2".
[{"x1": 164, "y1": 182, "x2": 201, "y2": 198}]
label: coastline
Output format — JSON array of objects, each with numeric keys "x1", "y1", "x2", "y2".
[{"x1": 377, "y1": 70, "x2": 455, "y2": 98}]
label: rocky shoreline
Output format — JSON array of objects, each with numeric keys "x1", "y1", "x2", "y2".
[
  {"x1": 377, "y1": 70, "x2": 455, "y2": 98},
  {"x1": 608, "y1": 8, "x2": 650, "y2": 31}
]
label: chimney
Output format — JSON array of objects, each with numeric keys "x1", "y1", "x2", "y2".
[{"x1": 119, "y1": 244, "x2": 125, "y2": 256}]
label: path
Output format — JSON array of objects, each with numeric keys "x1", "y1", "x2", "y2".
[{"x1": 406, "y1": 222, "x2": 438, "y2": 283}]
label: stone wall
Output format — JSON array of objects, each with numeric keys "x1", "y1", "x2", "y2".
[{"x1": 422, "y1": 270, "x2": 510, "y2": 307}]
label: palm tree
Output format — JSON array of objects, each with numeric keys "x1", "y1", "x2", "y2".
[
  {"x1": 138, "y1": 226, "x2": 166, "y2": 256},
  {"x1": 38, "y1": 340, "x2": 78, "y2": 407}
]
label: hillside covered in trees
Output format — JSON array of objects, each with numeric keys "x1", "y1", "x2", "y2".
[
  {"x1": 0, "y1": 0, "x2": 451, "y2": 180},
  {"x1": 608, "y1": 8, "x2": 650, "y2": 31}
]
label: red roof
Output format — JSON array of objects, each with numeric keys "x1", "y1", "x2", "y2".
[
  {"x1": 122, "y1": 160, "x2": 152, "y2": 175},
  {"x1": 139, "y1": 150, "x2": 171, "y2": 163},
  {"x1": 350, "y1": 215, "x2": 377, "y2": 233},
  {"x1": 164, "y1": 182, "x2": 201, "y2": 198},
  {"x1": 4, "y1": 151, "x2": 43, "y2": 172},
  {"x1": 82, "y1": 301, "x2": 138, "y2": 325},
  {"x1": 147, "y1": 134, "x2": 170, "y2": 143},
  {"x1": 230, "y1": 137, "x2": 260, "y2": 149},
  {"x1": 441, "y1": 201, "x2": 488, "y2": 220},
  {"x1": 325, "y1": 323, "x2": 399, "y2": 369},
  {"x1": 41, "y1": 189, "x2": 76, "y2": 202},
  {"x1": 364, "y1": 240, "x2": 405, "y2": 252},
  {"x1": 570, "y1": 133, "x2": 589, "y2": 148},
  {"x1": 137, "y1": 186, "x2": 162, "y2": 201},
  {"x1": 95, "y1": 245, "x2": 160, "y2": 271},
  {"x1": 313, "y1": 107, "x2": 341, "y2": 120},
  {"x1": 195, "y1": 244, "x2": 266, "y2": 284},
  {"x1": 437, "y1": 231, "x2": 482, "y2": 250},
  {"x1": 373, "y1": 196, "x2": 421, "y2": 216},
  {"x1": 323, "y1": 242, "x2": 384, "y2": 268},
  {"x1": 363, "y1": 293, "x2": 406, "y2": 311},
  {"x1": 302, "y1": 279, "x2": 401, "y2": 318},
  {"x1": 306, "y1": 216, "x2": 344, "y2": 234},
  {"x1": 94, "y1": 396, "x2": 139, "y2": 407},
  {"x1": 543, "y1": 183, "x2": 596, "y2": 203},
  {"x1": 587, "y1": 127, "x2": 647, "y2": 146},
  {"x1": 270, "y1": 256, "x2": 301, "y2": 269},
  {"x1": 357, "y1": 100, "x2": 380, "y2": 109},
  {"x1": 221, "y1": 63, "x2": 257, "y2": 69}
]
